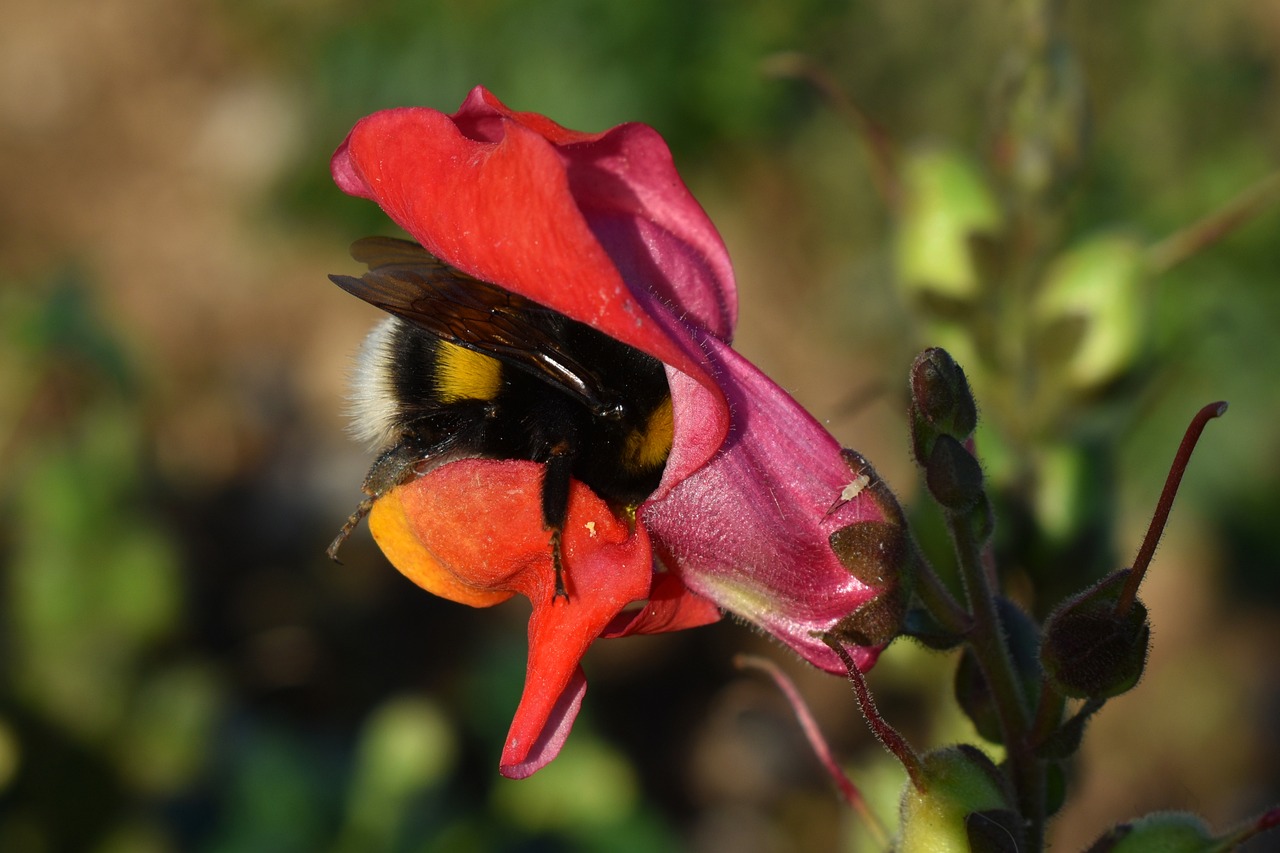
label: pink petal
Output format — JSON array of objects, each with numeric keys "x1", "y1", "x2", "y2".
[{"x1": 644, "y1": 331, "x2": 888, "y2": 673}]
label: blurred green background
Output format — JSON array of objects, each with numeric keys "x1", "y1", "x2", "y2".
[{"x1": 2, "y1": 0, "x2": 1278, "y2": 850}]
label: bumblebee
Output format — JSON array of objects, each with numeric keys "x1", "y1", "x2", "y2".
[{"x1": 327, "y1": 237, "x2": 674, "y2": 599}]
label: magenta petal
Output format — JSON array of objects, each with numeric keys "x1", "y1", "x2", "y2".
[
  {"x1": 644, "y1": 331, "x2": 887, "y2": 674},
  {"x1": 499, "y1": 666, "x2": 588, "y2": 779},
  {"x1": 559, "y1": 125, "x2": 738, "y2": 342}
]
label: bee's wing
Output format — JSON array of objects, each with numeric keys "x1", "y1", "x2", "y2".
[{"x1": 331, "y1": 237, "x2": 621, "y2": 416}]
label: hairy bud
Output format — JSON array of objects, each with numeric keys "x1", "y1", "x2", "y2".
[
  {"x1": 926, "y1": 434, "x2": 985, "y2": 512},
  {"x1": 898, "y1": 745, "x2": 1023, "y2": 853},
  {"x1": 1041, "y1": 570, "x2": 1150, "y2": 700},
  {"x1": 910, "y1": 348, "x2": 979, "y2": 466}
]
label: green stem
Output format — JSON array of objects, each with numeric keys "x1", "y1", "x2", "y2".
[
  {"x1": 949, "y1": 516, "x2": 1028, "y2": 732},
  {"x1": 909, "y1": 542, "x2": 973, "y2": 637},
  {"x1": 1147, "y1": 170, "x2": 1280, "y2": 276},
  {"x1": 947, "y1": 512, "x2": 1043, "y2": 843},
  {"x1": 1029, "y1": 679, "x2": 1066, "y2": 750}
]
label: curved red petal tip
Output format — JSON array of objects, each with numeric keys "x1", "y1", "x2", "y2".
[
  {"x1": 379, "y1": 460, "x2": 659, "y2": 776},
  {"x1": 497, "y1": 486, "x2": 655, "y2": 774},
  {"x1": 500, "y1": 666, "x2": 587, "y2": 779}
]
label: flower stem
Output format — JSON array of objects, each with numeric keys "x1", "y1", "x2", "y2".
[
  {"x1": 949, "y1": 516, "x2": 1029, "y2": 734},
  {"x1": 821, "y1": 635, "x2": 925, "y2": 791},
  {"x1": 947, "y1": 513, "x2": 1043, "y2": 843},
  {"x1": 1147, "y1": 170, "x2": 1280, "y2": 275},
  {"x1": 1029, "y1": 679, "x2": 1066, "y2": 751},
  {"x1": 1116, "y1": 401, "x2": 1228, "y2": 617},
  {"x1": 909, "y1": 542, "x2": 974, "y2": 637},
  {"x1": 735, "y1": 655, "x2": 890, "y2": 848}
]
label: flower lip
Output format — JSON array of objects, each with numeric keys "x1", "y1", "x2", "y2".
[{"x1": 368, "y1": 459, "x2": 717, "y2": 778}]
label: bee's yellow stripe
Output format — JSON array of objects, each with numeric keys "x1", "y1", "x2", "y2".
[
  {"x1": 624, "y1": 396, "x2": 674, "y2": 472},
  {"x1": 436, "y1": 342, "x2": 502, "y2": 403}
]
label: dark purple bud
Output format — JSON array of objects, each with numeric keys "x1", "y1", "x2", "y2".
[
  {"x1": 926, "y1": 434, "x2": 985, "y2": 512},
  {"x1": 910, "y1": 348, "x2": 978, "y2": 466},
  {"x1": 1041, "y1": 570, "x2": 1150, "y2": 700}
]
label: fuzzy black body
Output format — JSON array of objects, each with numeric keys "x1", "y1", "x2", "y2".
[{"x1": 328, "y1": 237, "x2": 673, "y2": 596}]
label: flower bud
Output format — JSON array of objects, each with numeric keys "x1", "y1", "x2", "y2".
[
  {"x1": 926, "y1": 435, "x2": 985, "y2": 513},
  {"x1": 910, "y1": 348, "x2": 978, "y2": 467},
  {"x1": 1040, "y1": 570, "x2": 1149, "y2": 700},
  {"x1": 898, "y1": 745, "x2": 1023, "y2": 853}
]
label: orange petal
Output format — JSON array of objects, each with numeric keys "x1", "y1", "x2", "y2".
[{"x1": 368, "y1": 459, "x2": 658, "y2": 776}]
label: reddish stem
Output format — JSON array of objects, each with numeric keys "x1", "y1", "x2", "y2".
[
  {"x1": 1116, "y1": 401, "x2": 1228, "y2": 616},
  {"x1": 1221, "y1": 804, "x2": 1280, "y2": 848},
  {"x1": 821, "y1": 634, "x2": 925, "y2": 790},
  {"x1": 760, "y1": 52, "x2": 902, "y2": 211},
  {"x1": 735, "y1": 655, "x2": 888, "y2": 846}
]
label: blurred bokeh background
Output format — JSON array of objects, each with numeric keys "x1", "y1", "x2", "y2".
[{"x1": 2, "y1": 0, "x2": 1278, "y2": 850}]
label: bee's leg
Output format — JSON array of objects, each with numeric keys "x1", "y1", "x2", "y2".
[
  {"x1": 541, "y1": 442, "x2": 575, "y2": 601},
  {"x1": 327, "y1": 498, "x2": 374, "y2": 562},
  {"x1": 328, "y1": 433, "x2": 435, "y2": 563}
]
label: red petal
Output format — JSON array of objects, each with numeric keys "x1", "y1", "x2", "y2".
[
  {"x1": 456, "y1": 89, "x2": 738, "y2": 341},
  {"x1": 331, "y1": 106, "x2": 694, "y2": 383},
  {"x1": 601, "y1": 572, "x2": 722, "y2": 638},
  {"x1": 370, "y1": 460, "x2": 658, "y2": 775},
  {"x1": 500, "y1": 666, "x2": 587, "y2": 779}
]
